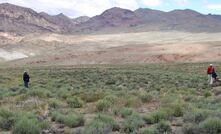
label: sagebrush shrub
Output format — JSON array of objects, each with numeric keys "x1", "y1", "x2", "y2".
[
  {"x1": 140, "y1": 93, "x2": 153, "y2": 103},
  {"x1": 67, "y1": 96, "x2": 84, "y2": 108},
  {"x1": 0, "y1": 109, "x2": 16, "y2": 130},
  {"x1": 48, "y1": 98, "x2": 62, "y2": 109},
  {"x1": 28, "y1": 88, "x2": 52, "y2": 98},
  {"x1": 140, "y1": 127, "x2": 159, "y2": 134},
  {"x1": 83, "y1": 114, "x2": 119, "y2": 134},
  {"x1": 183, "y1": 109, "x2": 209, "y2": 123},
  {"x1": 96, "y1": 99, "x2": 111, "y2": 112},
  {"x1": 183, "y1": 123, "x2": 201, "y2": 134},
  {"x1": 144, "y1": 110, "x2": 168, "y2": 124},
  {"x1": 156, "y1": 120, "x2": 172, "y2": 133},
  {"x1": 125, "y1": 96, "x2": 142, "y2": 108},
  {"x1": 51, "y1": 111, "x2": 84, "y2": 128},
  {"x1": 199, "y1": 117, "x2": 221, "y2": 134},
  {"x1": 13, "y1": 116, "x2": 48, "y2": 134},
  {"x1": 121, "y1": 113, "x2": 145, "y2": 133},
  {"x1": 103, "y1": 95, "x2": 117, "y2": 104},
  {"x1": 120, "y1": 108, "x2": 134, "y2": 118},
  {"x1": 79, "y1": 91, "x2": 105, "y2": 102}
]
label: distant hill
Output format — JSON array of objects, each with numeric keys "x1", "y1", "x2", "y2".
[
  {"x1": 1, "y1": 3, "x2": 221, "y2": 34},
  {"x1": 73, "y1": 7, "x2": 221, "y2": 33},
  {"x1": 0, "y1": 3, "x2": 89, "y2": 35},
  {"x1": 0, "y1": 3, "x2": 61, "y2": 34}
]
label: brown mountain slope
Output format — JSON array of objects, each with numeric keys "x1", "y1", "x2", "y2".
[
  {"x1": 74, "y1": 8, "x2": 221, "y2": 33},
  {"x1": 0, "y1": 3, "x2": 61, "y2": 35},
  {"x1": 1, "y1": 3, "x2": 221, "y2": 34},
  {"x1": 39, "y1": 12, "x2": 76, "y2": 33},
  {"x1": 72, "y1": 16, "x2": 90, "y2": 25}
]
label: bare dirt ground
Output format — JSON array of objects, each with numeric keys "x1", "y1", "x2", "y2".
[{"x1": 1, "y1": 31, "x2": 221, "y2": 66}]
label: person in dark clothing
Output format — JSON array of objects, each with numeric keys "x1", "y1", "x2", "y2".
[
  {"x1": 23, "y1": 71, "x2": 30, "y2": 88},
  {"x1": 212, "y1": 72, "x2": 218, "y2": 81}
]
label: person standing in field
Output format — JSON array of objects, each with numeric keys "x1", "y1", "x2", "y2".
[
  {"x1": 23, "y1": 71, "x2": 30, "y2": 88},
  {"x1": 207, "y1": 64, "x2": 215, "y2": 85}
]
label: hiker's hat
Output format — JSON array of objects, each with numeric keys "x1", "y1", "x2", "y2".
[{"x1": 210, "y1": 64, "x2": 213, "y2": 66}]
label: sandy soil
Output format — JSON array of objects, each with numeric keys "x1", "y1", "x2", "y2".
[{"x1": 1, "y1": 31, "x2": 221, "y2": 66}]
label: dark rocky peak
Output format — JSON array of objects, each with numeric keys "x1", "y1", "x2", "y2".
[{"x1": 101, "y1": 7, "x2": 135, "y2": 18}]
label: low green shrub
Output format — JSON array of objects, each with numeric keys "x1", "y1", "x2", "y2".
[
  {"x1": 83, "y1": 114, "x2": 119, "y2": 134},
  {"x1": 140, "y1": 127, "x2": 159, "y2": 134},
  {"x1": 13, "y1": 116, "x2": 48, "y2": 134},
  {"x1": 143, "y1": 115, "x2": 155, "y2": 124},
  {"x1": 121, "y1": 113, "x2": 145, "y2": 133},
  {"x1": 125, "y1": 96, "x2": 142, "y2": 108},
  {"x1": 119, "y1": 108, "x2": 134, "y2": 118},
  {"x1": 51, "y1": 111, "x2": 65, "y2": 123},
  {"x1": 169, "y1": 103, "x2": 184, "y2": 117},
  {"x1": 162, "y1": 102, "x2": 184, "y2": 117},
  {"x1": 199, "y1": 117, "x2": 221, "y2": 134},
  {"x1": 183, "y1": 109, "x2": 209, "y2": 123},
  {"x1": 144, "y1": 110, "x2": 168, "y2": 124},
  {"x1": 56, "y1": 89, "x2": 70, "y2": 99},
  {"x1": 156, "y1": 120, "x2": 172, "y2": 133},
  {"x1": 51, "y1": 111, "x2": 84, "y2": 128},
  {"x1": 63, "y1": 114, "x2": 84, "y2": 128},
  {"x1": 79, "y1": 91, "x2": 105, "y2": 102},
  {"x1": 103, "y1": 95, "x2": 117, "y2": 104},
  {"x1": 48, "y1": 98, "x2": 63, "y2": 109},
  {"x1": 140, "y1": 93, "x2": 153, "y2": 103},
  {"x1": 66, "y1": 96, "x2": 84, "y2": 108},
  {"x1": 96, "y1": 99, "x2": 111, "y2": 112},
  {"x1": 183, "y1": 123, "x2": 201, "y2": 134},
  {"x1": 28, "y1": 88, "x2": 52, "y2": 98},
  {"x1": 204, "y1": 91, "x2": 212, "y2": 98},
  {"x1": 0, "y1": 109, "x2": 16, "y2": 130}
]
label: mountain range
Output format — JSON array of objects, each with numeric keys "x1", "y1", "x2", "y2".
[{"x1": 1, "y1": 3, "x2": 221, "y2": 35}]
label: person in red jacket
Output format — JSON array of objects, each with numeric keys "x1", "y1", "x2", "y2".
[{"x1": 207, "y1": 64, "x2": 215, "y2": 84}]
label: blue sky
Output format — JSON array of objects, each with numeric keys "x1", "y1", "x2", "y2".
[{"x1": 0, "y1": 0, "x2": 221, "y2": 18}]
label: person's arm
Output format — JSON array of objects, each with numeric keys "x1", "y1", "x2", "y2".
[{"x1": 207, "y1": 68, "x2": 209, "y2": 74}]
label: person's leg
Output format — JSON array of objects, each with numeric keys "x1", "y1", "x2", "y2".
[
  {"x1": 24, "y1": 81, "x2": 28, "y2": 88},
  {"x1": 208, "y1": 74, "x2": 211, "y2": 84},
  {"x1": 210, "y1": 75, "x2": 213, "y2": 85},
  {"x1": 24, "y1": 81, "x2": 26, "y2": 88}
]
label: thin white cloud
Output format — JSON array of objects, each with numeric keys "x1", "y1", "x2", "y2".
[
  {"x1": 141, "y1": 0, "x2": 162, "y2": 7},
  {"x1": 174, "y1": 0, "x2": 189, "y2": 6},
  {"x1": 113, "y1": 0, "x2": 139, "y2": 10},
  {"x1": 207, "y1": 4, "x2": 221, "y2": 11}
]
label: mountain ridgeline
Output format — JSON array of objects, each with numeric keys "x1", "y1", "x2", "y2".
[{"x1": 1, "y1": 3, "x2": 221, "y2": 35}]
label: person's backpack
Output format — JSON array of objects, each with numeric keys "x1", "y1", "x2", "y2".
[{"x1": 212, "y1": 72, "x2": 217, "y2": 79}]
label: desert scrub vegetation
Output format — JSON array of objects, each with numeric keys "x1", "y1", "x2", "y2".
[
  {"x1": 96, "y1": 99, "x2": 112, "y2": 112},
  {"x1": 51, "y1": 111, "x2": 84, "y2": 128},
  {"x1": 83, "y1": 114, "x2": 119, "y2": 134},
  {"x1": 121, "y1": 113, "x2": 145, "y2": 133},
  {"x1": 0, "y1": 63, "x2": 221, "y2": 133},
  {"x1": 13, "y1": 116, "x2": 48, "y2": 134},
  {"x1": 66, "y1": 96, "x2": 84, "y2": 108},
  {"x1": 143, "y1": 110, "x2": 169, "y2": 124},
  {"x1": 199, "y1": 117, "x2": 221, "y2": 134},
  {"x1": 119, "y1": 107, "x2": 134, "y2": 118},
  {"x1": 0, "y1": 109, "x2": 16, "y2": 130},
  {"x1": 140, "y1": 127, "x2": 159, "y2": 134}
]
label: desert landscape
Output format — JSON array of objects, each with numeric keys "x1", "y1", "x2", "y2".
[
  {"x1": 1, "y1": 31, "x2": 221, "y2": 66},
  {"x1": 1, "y1": 3, "x2": 221, "y2": 66},
  {"x1": 1, "y1": 2, "x2": 221, "y2": 134}
]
